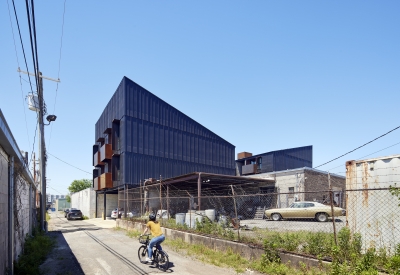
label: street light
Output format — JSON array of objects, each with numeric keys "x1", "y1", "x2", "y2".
[{"x1": 45, "y1": 115, "x2": 57, "y2": 125}]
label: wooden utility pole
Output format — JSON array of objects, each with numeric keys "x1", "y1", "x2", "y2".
[{"x1": 18, "y1": 68, "x2": 60, "y2": 231}]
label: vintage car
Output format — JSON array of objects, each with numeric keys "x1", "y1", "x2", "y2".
[{"x1": 265, "y1": 201, "x2": 345, "y2": 222}]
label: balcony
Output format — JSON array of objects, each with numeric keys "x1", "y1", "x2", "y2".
[
  {"x1": 93, "y1": 177, "x2": 99, "y2": 191},
  {"x1": 93, "y1": 152, "x2": 104, "y2": 167},
  {"x1": 242, "y1": 164, "x2": 257, "y2": 175},
  {"x1": 100, "y1": 173, "x2": 112, "y2": 189},
  {"x1": 100, "y1": 144, "x2": 112, "y2": 162},
  {"x1": 95, "y1": 173, "x2": 112, "y2": 190}
]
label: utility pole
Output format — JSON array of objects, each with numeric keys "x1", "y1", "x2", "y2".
[{"x1": 18, "y1": 68, "x2": 59, "y2": 231}]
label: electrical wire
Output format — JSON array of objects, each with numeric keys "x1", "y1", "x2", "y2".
[
  {"x1": 314, "y1": 125, "x2": 400, "y2": 169},
  {"x1": 24, "y1": 0, "x2": 39, "y2": 89},
  {"x1": 48, "y1": 0, "x2": 66, "y2": 150},
  {"x1": 11, "y1": 0, "x2": 40, "y2": 168},
  {"x1": 47, "y1": 186, "x2": 66, "y2": 195},
  {"x1": 326, "y1": 141, "x2": 400, "y2": 172},
  {"x1": 47, "y1": 152, "x2": 92, "y2": 174},
  {"x1": 7, "y1": 0, "x2": 31, "y2": 149},
  {"x1": 11, "y1": 0, "x2": 35, "y2": 95}
]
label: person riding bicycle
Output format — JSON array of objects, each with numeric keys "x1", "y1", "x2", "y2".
[{"x1": 141, "y1": 213, "x2": 165, "y2": 263}]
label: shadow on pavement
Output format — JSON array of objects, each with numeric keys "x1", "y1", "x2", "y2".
[{"x1": 39, "y1": 231, "x2": 85, "y2": 275}]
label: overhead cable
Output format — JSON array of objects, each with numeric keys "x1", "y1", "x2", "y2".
[
  {"x1": 7, "y1": 0, "x2": 31, "y2": 148},
  {"x1": 327, "y1": 141, "x2": 400, "y2": 172},
  {"x1": 48, "y1": 0, "x2": 67, "y2": 150},
  {"x1": 314, "y1": 125, "x2": 400, "y2": 169},
  {"x1": 47, "y1": 152, "x2": 92, "y2": 174}
]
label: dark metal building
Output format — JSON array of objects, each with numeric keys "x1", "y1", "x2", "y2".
[
  {"x1": 235, "y1": 146, "x2": 312, "y2": 176},
  {"x1": 93, "y1": 77, "x2": 236, "y2": 190}
]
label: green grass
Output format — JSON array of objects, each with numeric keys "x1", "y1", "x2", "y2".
[
  {"x1": 14, "y1": 228, "x2": 55, "y2": 275},
  {"x1": 117, "y1": 220, "x2": 400, "y2": 275},
  {"x1": 166, "y1": 237, "x2": 326, "y2": 275},
  {"x1": 46, "y1": 212, "x2": 51, "y2": 222}
]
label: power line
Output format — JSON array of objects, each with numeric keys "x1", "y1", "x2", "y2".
[
  {"x1": 48, "y1": 0, "x2": 66, "y2": 150},
  {"x1": 24, "y1": 0, "x2": 39, "y2": 89},
  {"x1": 47, "y1": 152, "x2": 92, "y2": 174},
  {"x1": 326, "y1": 141, "x2": 400, "y2": 172},
  {"x1": 314, "y1": 125, "x2": 400, "y2": 169},
  {"x1": 7, "y1": 0, "x2": 31, "y2": 149},
  {"x1": 47, "y1": 186, "x2": 66, "y2": 195},
  {"x1": 10, "y1": 0, "x2": 40, "y2": 168},
  {"x1": 11, "y1": 0, "x2": 35, "y2": 95}
]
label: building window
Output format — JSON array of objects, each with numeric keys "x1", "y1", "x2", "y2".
[
  {"x1": 258, "y1": 158, "x2": 262, "y2": 170},
  {"x1": 288, "y1": 187, "x2": 294, "y2": 198}
]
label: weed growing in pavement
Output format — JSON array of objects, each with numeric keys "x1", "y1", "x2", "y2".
[
  {"x1": 14, "y1": 228, "x2": 55, "y2": 275},
  {"x1": 113, "y1": 226, "x2": 124, "y2": 231},
  {"x1": 126, "y1": 229, "x2": 141, "y2": 239},
  {"x1": 82, "y1": 215, "x2": 89, "y2": 220}
]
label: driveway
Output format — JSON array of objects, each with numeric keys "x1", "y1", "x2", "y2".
[{"x1": 44, "y1": 211, "x2": 247, "y2": 275}]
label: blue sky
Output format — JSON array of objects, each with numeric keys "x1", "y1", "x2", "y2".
[{"x1": 1, "y1": 1, "x2": 399, "y2": 195}]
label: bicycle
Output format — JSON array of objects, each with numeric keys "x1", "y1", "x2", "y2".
[{"x1": 138, "y1": 234, "x2": 169, "y2": 271}]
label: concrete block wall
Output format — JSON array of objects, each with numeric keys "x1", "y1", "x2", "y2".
[
  {"x1": 14, "y1": 175, "x2": 32, "y2": 258},
  {"x1": 71, "y1": 188, "x2": 96, "y2": 218},
  {"x1": 0, "y1": 147, "x2": 9, "y2": 274},
  {"x1": 304, "y1": 170, "x2": 345, "y2": 206},
  {"x1": 96, "y1": 193, "x2": 118, "y2": 218}
]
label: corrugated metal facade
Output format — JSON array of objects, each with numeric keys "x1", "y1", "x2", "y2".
[
  {"x1": 94, "y1": 77, "x2": 235, "y2": 187},
  {"x1": 236, "y1": 146, "x2": 313, "y2": 175}
]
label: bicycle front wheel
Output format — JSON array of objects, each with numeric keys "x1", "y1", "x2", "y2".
[
  {"x1": 138, "y1": 246, "x2": 148, "y2": 263},
  {"x1": 157, "y1": 250, "x2": 169, "y2": 271}
]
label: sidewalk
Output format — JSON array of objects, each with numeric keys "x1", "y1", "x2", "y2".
[{"x1": 82, "y1": 217, "x2": 117, "y2": 229}]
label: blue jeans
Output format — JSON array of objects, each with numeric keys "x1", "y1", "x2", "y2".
[{"x1": 148, "y1": 234, "x2": 165, "y2": 259}]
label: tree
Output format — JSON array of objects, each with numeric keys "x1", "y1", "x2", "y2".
[
  {"x1": 68, "y1": 179, "x2": 92, "y2": 193},
  {"x1": 66, "y1": 194, "x2": 71, "y2": 203}
]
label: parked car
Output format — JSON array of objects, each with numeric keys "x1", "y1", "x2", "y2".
[
  {"x1": 67, "y1": 209, "x2": 83, "y2": 220},
  {"x1": 64, "y1": 208, "x2": 77, "y2": 218},
  {"x1": 111, "y1": 208, "x2": 124, "y2": 219},
  {"x1": 264, "y1": 201, "x2": 346, "y2": 222},
  {"x1": 111, "y1": 208, "x2": 139, "y2": 219}
]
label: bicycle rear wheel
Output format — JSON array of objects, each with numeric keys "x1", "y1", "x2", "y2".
[
  {"x1": 156, "y1": 250, "x2": 169, "y2": 271},
  {"x1": 138, "y1": 246, "x2": 148, "y2": 263}
]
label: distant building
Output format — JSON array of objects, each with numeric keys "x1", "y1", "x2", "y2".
[
  {"x1": 245, "y1": 167, "x2": 345, "y2": 208},
  {"x1": 235, "y1": 146, "x2": 312, "y2": 176},
  {"x1": 55, "y1": 198, "x2": 70, "y2": 211}
]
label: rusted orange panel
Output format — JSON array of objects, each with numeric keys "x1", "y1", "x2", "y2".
[{"x1": 100, "y1": 173, "x2": 112, "y2": 189}]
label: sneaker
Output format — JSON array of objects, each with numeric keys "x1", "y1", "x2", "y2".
[{"x1": 145, "y1": 257, "x2": 152, "y2": 262}]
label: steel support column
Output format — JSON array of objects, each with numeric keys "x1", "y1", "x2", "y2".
[
  {"x1": 197, "y1": 173, "x2": 202, "y2": 210},
  {"x1": 103, "y1": 190, "x2": 107, "y2": 220}
]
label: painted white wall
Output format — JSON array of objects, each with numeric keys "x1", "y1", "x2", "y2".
[
  {"x1": 246, "y1": 170, "x2": 305, "y2": 207},
  {"x1": 70, "y1": 187, "x2": 96, "y2": 218}
]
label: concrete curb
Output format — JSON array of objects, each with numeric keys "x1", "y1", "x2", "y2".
[{"x1": 116, "y1": 219, "x2": 331, "y2": 269}]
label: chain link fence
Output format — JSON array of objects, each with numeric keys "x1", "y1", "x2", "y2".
[{"x1": 117, "y1": 167, "x2": 400, "y2": 254}]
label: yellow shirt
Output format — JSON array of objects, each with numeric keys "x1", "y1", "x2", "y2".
[{"x1": 146, "y1": 221, "x2": 163, "y2": 237}]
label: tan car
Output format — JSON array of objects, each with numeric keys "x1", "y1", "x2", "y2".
[{"x1": 265, "y1": 201, "x2": 345, "y2": 222}]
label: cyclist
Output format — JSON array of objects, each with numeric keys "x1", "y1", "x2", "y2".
[{"x1": 141, "y1": 213, "x2": 165, "y2": 263}]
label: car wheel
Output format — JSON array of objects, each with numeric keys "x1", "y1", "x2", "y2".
[
  {"x1": 271, "y1": 213, "x2": 282, "y2": 221},
  {"x1": 316, "y1": 213, "x2": 328, "y2": 222}
]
